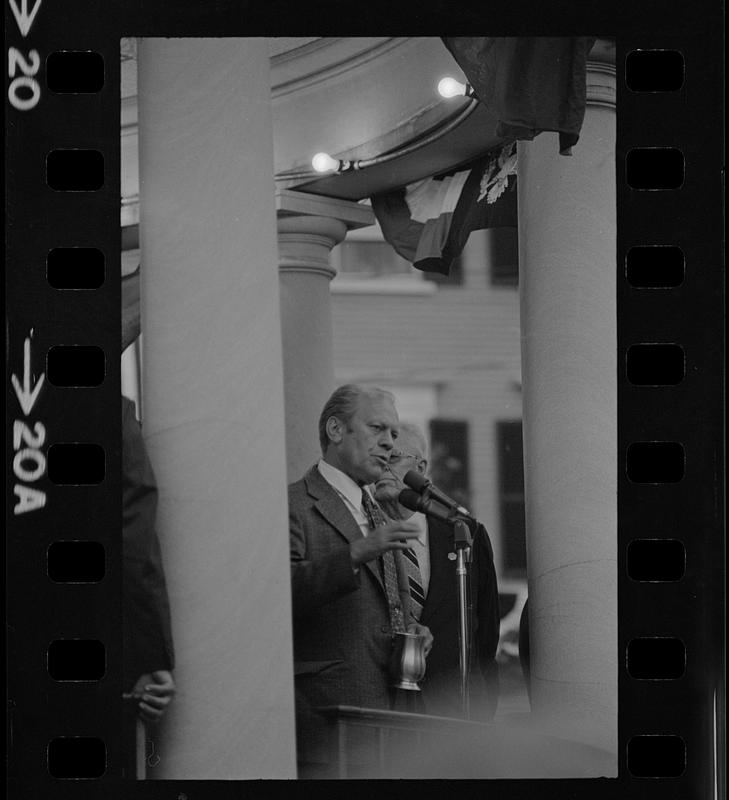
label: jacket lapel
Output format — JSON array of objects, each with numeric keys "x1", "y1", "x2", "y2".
[{"x1": 305, "y1": 466, "x2": 384, "y2": 590}]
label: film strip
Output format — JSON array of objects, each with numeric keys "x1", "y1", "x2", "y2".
[
  {"x1": 618, "y1": 29, "x2": 724, "y2": 796},
  {"x1": 5, "y1": 3, "x2": 724, "y2": 798}
]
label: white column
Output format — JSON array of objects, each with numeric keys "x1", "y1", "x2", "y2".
[
  {"x1": 276, "y1": 190, "x2": 373, "y2": 481},
  {"x1": 517, "y1": 50, "x2": 617, "y2": 762},
  {"x1": 137, "y1": 38, "x2": 296, "y2": 779}
]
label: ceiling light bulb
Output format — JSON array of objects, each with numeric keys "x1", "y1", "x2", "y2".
[
  {"x1": 437, "y1": 77, "x2": 467, "y2": 98},
  {"x1": 312, "y1": 152, "x2": 339, "y2": 173}
]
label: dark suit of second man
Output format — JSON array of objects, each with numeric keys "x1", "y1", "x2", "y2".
[{"x1": 374, "y1": 422, "x2": 500, "y2": 720}]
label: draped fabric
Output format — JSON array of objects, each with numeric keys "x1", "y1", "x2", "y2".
[
  {"x1": 442, "y1": 37, "x2": 596, "y2": 156},
  {"x1": 122, "y1": 395, "x2": 175, "y2": 690},
  {"x1": 372, "y1": 142, "x2": 517, "y2": 277}
]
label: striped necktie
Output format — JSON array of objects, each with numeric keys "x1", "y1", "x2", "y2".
[
  {"x1": 361, "y1": 489, "x2": 406, "y2": 633},
  {"x1": 401, "y1": 546, "x2": 425, "y2": 622},
  {"x1": 361, "y1": 489, "x2": 425, "y2": 625}
]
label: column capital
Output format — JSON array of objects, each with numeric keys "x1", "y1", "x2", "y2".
[
  {"x1": 276, "y1": 190, "x2": 374, "y2": 279},
  {"x1": 587, "y1": 38, "x2": 616, "y2": 109},
  {"x1": 276, "y1": 188, "x2": 375, "y2": 228},
  {"x1": 277, "y1": 215, "x2": 346, "y2": 279}
]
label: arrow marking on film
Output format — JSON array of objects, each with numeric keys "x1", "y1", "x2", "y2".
[
  {"x1": 11, "y1": 336, "x2": 45, "y2": 416},
  {"x1": 9, "y1": 0, "x2": 43, "y2": 37}
]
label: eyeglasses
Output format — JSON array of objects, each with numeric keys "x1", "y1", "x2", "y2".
[{"x1": 389, "y1": 449, "x2": 419, "y2": 463}]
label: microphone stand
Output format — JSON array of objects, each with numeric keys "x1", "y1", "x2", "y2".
[
  {"x1": 452, "y1": 517, "x2": 473, "y2": 719},
  {"x1": 398, "y1": 483, "x2": 477, "y2": 719}
]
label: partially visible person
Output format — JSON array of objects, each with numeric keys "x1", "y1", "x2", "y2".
[
  {"x1": 120, "y1": 269, "x2": 175, "y2": 777},
  {"x1": 289, "y1": 385, "x2": 433, "y2": 776},
  {"x1": 122, "y1": 395, "x2": 176, "y2": 725},
  {"x1": 374, "y1": 422, "x2": 500, "y2": 720}
]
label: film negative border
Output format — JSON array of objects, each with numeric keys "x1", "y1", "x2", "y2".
[
  {"x1": 6, "y1": 1, "x2": 123, "y2": 791},
  {"x1": 617, "y1": 30, "x2": 724, "y2": 799},
  {"x1": 5, "y1": 4, "x2": 724, "y2": 799}
]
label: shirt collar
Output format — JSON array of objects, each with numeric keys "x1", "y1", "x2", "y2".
[
  {"x1": 409, "y1": 511, "x2": 428, "y2": 546},
  {"x1": 317, "y1": 459, "x2": 365, "y2": 510}
]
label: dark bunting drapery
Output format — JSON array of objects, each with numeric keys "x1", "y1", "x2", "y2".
[
  {"x1": 371, "y1": 142, "x2": 517, "y2": 277},
  {"x1": 442, "y1": 36, "x2": 596, "y2": 156}
]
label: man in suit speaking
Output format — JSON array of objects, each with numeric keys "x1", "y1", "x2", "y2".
[
  {"x1": 289, "y1": 384, "x2": 433, "y2": 775},
  {"x1": 374, "y1": 422, "x2": 500, "y2": 721}
]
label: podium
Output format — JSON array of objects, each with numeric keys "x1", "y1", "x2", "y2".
[
  {"x1": 311, "y1": 705, "x2": 495, "y2": 779},
  {"x1": 305, "y1": 705, "x2": 616, "y2": 779}
]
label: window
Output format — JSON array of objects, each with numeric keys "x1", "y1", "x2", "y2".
[
  {"x1": 335, "y1": 239, "x2": 462, "y2": 287},
  {"x1": 383, "y1": 386, "x2": 437, "y2": 438},
  {"x1": 338, "y1": 240, "x2": 412, "y2": 278},
  {"x1": 428, "y1": 419, "x2": 471, "y2": 511},
  {"x1": 488, "y1": 227, "x2": 519, "y2": 287},
  {"x1": 330, "y1": 222, "x2": 435, "y2": 295},
  {"x1": 423, "y1": 254, "x2": 464, "y2": 286},
  {"x1": 497, "y1": 420, "x2": 526, "y2": 576}
]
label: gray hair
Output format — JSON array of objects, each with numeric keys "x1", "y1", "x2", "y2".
[
  {"x1": 397, "y1": 422, "x2": 429, "y2": 462},
  {"x1": 318, "y1": 384, "x2": 395, "y2": 453}
]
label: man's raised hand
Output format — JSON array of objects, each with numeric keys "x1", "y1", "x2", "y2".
[{"x1": 350, "y1": 519, "x2": 421, "y2": 566}]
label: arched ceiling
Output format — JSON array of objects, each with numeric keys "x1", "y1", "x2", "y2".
[
  {"x1": 121, "y1": 37, "x2": 614, "y2": 203},
  {"x1": 123, "y1": 36, "x2": 488, "y2": 200},
  {"x1": 270, "y1": 37, "x2": 500, "y2": 199}
]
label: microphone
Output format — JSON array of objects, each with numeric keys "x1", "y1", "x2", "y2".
[
  {"x1": 398, "y1": 489, "x2": 456, "y2": 524},
  {"x1": 403, "y1": 470, "x2": 472, "y2": 517}
]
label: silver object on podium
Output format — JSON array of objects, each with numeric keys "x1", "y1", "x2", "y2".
[{"x1": 390, "y1": 631, "x2": 427, "y2": 690}]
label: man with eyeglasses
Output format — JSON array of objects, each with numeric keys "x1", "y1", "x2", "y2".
[{"x1": 374, "y1": 422, "x2": 500, "y2": 721}]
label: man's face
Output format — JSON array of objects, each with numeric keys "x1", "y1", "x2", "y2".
[
  {"x1": 332, "y1": 394, "x2": 399, "y2": 486},
  {"x1": 373, "y1": 431, "x2": 426, "y2": 507}
]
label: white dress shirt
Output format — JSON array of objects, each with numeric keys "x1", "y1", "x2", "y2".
[{"x1": 317, "y1": 460, "x2": 431, "y2": 594}]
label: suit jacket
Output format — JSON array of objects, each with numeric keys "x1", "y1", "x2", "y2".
[
  {"x1": 418, "y1": 517, "x2": 500, "y2": 720},
  {"x1": 121, "y1": 396, "x2": 174, "y2": 690},
  {"x1": 289, "y1": 465, "x2": 412, "y2": 711}
]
